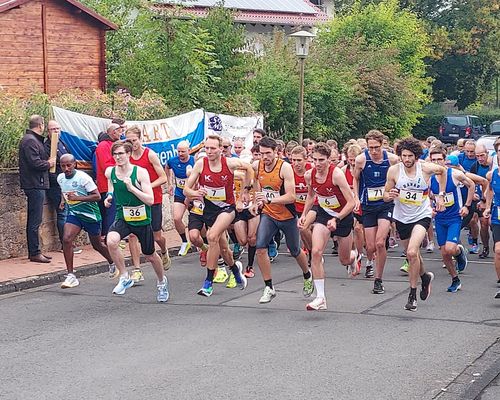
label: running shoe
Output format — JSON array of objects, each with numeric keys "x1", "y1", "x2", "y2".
[
  {"x1": 244, "y1": 266, "x2": 255, "y2": 278},
  {"x1": 259, "y1": 286, "x2": 276, "y2": 303},
  {"x1": 303, "y1": 275, "x2": 314, "y2": 297},
  {"x1": 233, "y1": 261, "x2": 247, "y2": 290},
  {"x1": 495, "y1": 290, "x2": 500, "y2": 299},
  {"x1": 400, "y1": 259, "x2": 409, "y2": 274},
  {"x1": 426, "y1": 241, "x2": 435, "y2": 253},
  {"x1": 199, "y1": 249, "x2": 207, "y2": 267},
  {"x1": 197, "y1": 279, "x2": 213, "y2": 297},
  {"x1": 467, "y1": 232, "x2": 473, "y2": 245},
  {"x1": 108, "y1": 263, "x2": 118, "y2": 279},
  {"x1": 226, "y1": 273, "x2": 237, "y2": 288},
  {"x1": 112, "y1": 275, "x2": 134, "y2": 295},
  {"x1": 372, "y1": 279, "x2": 385, "y2": 294},
  {"x1": 497, "y1": 279, "x2": 500, "y2": 287},
  {"x1": 447, "y1": 278, "x2": 461, "y2": 293},
  {"x1": 213, "y1": 267, "x2": 228, "y2": 284},
  {"x1": 469, "y1": 244, "x2": 479, "y2": 254},
  {"x1": 455, "y1": 244, "x2": 468, "y2": 273},
  {"x1": 162, "y1": 251, "x2": 171, "y2": 271},
  {"x1": 420, "y1": 272, "x2": 434, "y2": 301},
  {"x1": 365, "y1": 259, "x2": 374, "y2": 278},
  {"x1": 118, "y1": 240, "x2": 126, "y2": 250},
  {"x1": 400, "y1": 250, "x2": 407, "y2": 258},
  {"x1": 388, "y1": 237, "x2": 398, "y2": 248},
  {"x1": 73, "y1": 247, "x2": 83, "y2": 254},
  {"x1": 233, "y1": 243, "x2": 243, "y2": 260},
  {"x1": 130, "y1": 268, "x2": 144, "y2": 283},
  {"x1": 61, "y1": 273, "x2": 79, "y2": 289},
  {"x1": 268, "y1": 243, "x2": 278, "y2": 262},
  {"x1": 157, "y1": 276, "x2": 169, "y2": 303},
  {"x1": 479, "y1": 246, "x2": 489, "y2": 259},
  {"x1": 404, "y1": 293, "x2": 417, "y2": 311},
  {"x1": 306, "y1": 297, "x2": 327, "y2": 311},
  {"x1": 347, "y1": 250, "x2": 361, "y2": 278},
  {"x1": 178, "y1": 242, "x2": 191, "y2": 257}
]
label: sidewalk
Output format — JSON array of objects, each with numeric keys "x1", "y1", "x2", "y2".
[{"x1": 0, "y1": 229, "x2": 182, "y2": 295}]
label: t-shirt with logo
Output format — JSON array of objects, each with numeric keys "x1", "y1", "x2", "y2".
[{"x1": 57, "y1": 170, "x2": 101, "y2": 222}]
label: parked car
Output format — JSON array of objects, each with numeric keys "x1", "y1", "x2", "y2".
[
  {"x1": 476, "y1": 120, "x2": 500, "y2": 153},
  {"x1": 438, "y1": 115, "x2": 487, "y2": 144}
]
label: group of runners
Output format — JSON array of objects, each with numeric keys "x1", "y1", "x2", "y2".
[{"x1": 57, "y1": 125, "x2": 500, "y2": 311}]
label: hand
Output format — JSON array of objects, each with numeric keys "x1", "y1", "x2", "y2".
[
  {"x1": 326, "y1": 217, "x2": 337, "y2": 232},
  {"x1": 66, "y1": 192, "x2": 78, "y2": 201},
  {"x1": 387, "y1": 188, "x2": 399, "y2": 200},
  {"x1": 255, "y1": 191, "x2": 266, "y2": 204},
  {"x1": 477, "y1": 201, "x2": 486, "y2": 211},
  {"x1": 241, "y1": 191, "x2": 250, "y2": 205},
  {"x1": 104, "y1": 195, "x2": 113, "y2": 208},
  {"x1": 249, "y1": 203, "x2": 259, "y2": 216},
  {"x1": 483, "y1": 208, "x2": 490, "y2": 219},
  {"x1": 48, "y1": 157, "x2": 56, "y2": 168},
  {"x1": 236, "y1": 200, "x2": 244, "y2": 212},
  {"x1": 168, "y1": 185, "x2": 174, "y2": 196},
  {"x1": 435, "y1": 195, "x2": 445, "y2": 212},
  {"x1": 459, "y1": 206, "x2": 469, "y2": 218},
  {"x1": 431, "y1": 208, "x2": 437, "y2": 218},
  {"x1": 353, "y1": 198, "x2": 360, "y2": 213},
  {"x1": 297, "y1": 216, "x2": 306, "y2": 230},
  {"x1": 196, "y1": 187, "x2": 207, "y2": 199},
  {"x1": 59, "y1": 200, "x2": 66, "y2": 210},
  {"x1": 473, "y1": 193, "x2": 480, "y2": 202},
  {"x1": 123, "y1": 177, "x2": 133, "y2": 191}
]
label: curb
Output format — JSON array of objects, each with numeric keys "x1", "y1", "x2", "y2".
[{"x1": 0, "y1": 247, "x2": 186, "y2": 296}]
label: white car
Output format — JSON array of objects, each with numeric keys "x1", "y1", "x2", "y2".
[{"x1": 477, "y1": 121, "x2": 500, "y2": 152}]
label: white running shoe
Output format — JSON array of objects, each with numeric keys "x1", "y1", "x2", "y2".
[
  {"x1": 178, "y1": 242, "x2": 191, "y2": 256},
  {"x1": 112, "y1": 275, "x2": 134, "y2": 295},
  {"x1": 61, "y1": 273, "x2": 79, "y2": 289},
  {"x1": 426, "y1": 241, "x2": 435, "y2": 253},
  {"x1": 259, "y1": 286, "x2": 276, "y2": 303},
  {"x1": 347, "y1": 250, "x2": 360, "y2": 277},
  {"x1": 306, "y1": 297, "x2": 327, "y2": 311}
]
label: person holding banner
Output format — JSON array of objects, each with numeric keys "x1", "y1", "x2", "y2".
[
  {"x1": 165, "y1": 141, "x2": 195, "y2": 257},
  {"x1": 95, "y1": 123, "x2": 124, "y2": 239},
  {"x1": 183, "y1": 135, "x2": 253, "y2": 297},
  {"x1": 18, "y1": 115, "x2": 56, "y2": 263},
  {"x1": 125, "y1": 126, "x2": 171, "y2": 282},
  {"x1": 104, "y1": 141, "x2": 169, "y2": 302}
]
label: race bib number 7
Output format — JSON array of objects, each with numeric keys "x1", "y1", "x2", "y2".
[
  {"x1": 367, "y1": 187, "x2": 384, "y2": 202},
  {"x1": 123, "y1": 205, "x2": 147, "y2": 222},
  {"x1": 205, "y1": 186, "x2": 226, "y2": 201},
  {"x1": 399, "y1": 189, "x2": 424, "y2": 206}
]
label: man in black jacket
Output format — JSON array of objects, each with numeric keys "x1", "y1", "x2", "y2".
[{"x1": 18, "y1": 115, "x2": 56, "y2": 263}]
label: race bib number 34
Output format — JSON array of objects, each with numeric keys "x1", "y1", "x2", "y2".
[
  {"x1": 205, "y1": 186, "x2": 226, "y2": 201},
  {"x1": 399, "y1": 189, "x2": 424, "y2": 206},
  {"x1": 123, "y1": 205, "x2": 147, "y2": 222},
  {"x1": 367, "y1": 187, "x2": 384, "y2": 202}
]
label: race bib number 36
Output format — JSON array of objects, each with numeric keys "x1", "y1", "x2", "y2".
[
  {"x1": 205, "y1": 186, "x2": 226, "y2": 201},
  {"x1": 123, "y1": 205, "x2": 147, "y2": 222},
  {"x1": 367, "y1": 187, "x2": 384, "y2": 202},
  {"x1": 399, "y1": 189, "x2": 424, "y2": 206},
  {"x1": 318, "y1": 195, "x2": 341, "y2": 210}
]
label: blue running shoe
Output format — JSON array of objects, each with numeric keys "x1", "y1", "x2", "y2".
[
  {"x1": 197, "y1": 280, "x2": 213, "y2": 297},
  {"x1": 157, "y1": 276, "x2": 170, "y2": 303},
  {"x1": 467, "y1": 233, "x2": 473, "y2": 245},
  {"x1": 112, "y1": 275, "x2": 134, "y2": 295},
  {"x1": 455, "y1": 244, "x2": 468, "y2": 273},
  {"x1": 469, "y1": 244, "x2": 479, "y2": 254},
  {"x1": 268, "y1": 242, "x2": 278, "y2": 262},
  {"x1": 232, "y1": 260, "x2": 247, "y2": 290},
  {"x1": 233, "y1": 243, "x2": 242, "y2": 260},
  {"x1": 447, "y1": 278, "x2": 462, "y2": 293}
]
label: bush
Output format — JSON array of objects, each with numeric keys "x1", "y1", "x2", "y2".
[{"x1": 0, "y1": 89, "x2": 171, "y2": 169}]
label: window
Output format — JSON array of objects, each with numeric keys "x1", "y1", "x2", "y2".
[{"x1": 445, "y1": 116, "x2": 467, "y2": 126}]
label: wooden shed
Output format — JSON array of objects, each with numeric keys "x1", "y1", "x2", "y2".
[{"x1": 0, "y1": 0, "x2": 117, "y2": 94}]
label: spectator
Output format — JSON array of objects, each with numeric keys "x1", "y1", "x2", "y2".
[
  {"x1": 233, "y1": 139, "x2": 244, "y2": 157},
  {"x1": 253, "y1": 128, "x2": 266, "y2": 145},
  {"x1": 18, "y1": 115, "x2": 56, "y2": 263}
]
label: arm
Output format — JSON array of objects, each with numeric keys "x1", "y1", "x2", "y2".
[
  {"x1": 484, "y1": 171, "x2": 493, "y2": 219},
  {"x1": 332, "y1": 168, "x2": 355, "y2": 220},
  {"x1": 352, "y1": 154, "x2": 365, "y2": 211},
  {"x1": 388, "y1": 152, "x2": 401, "y2": 165},
  {"x1": 148, "y1": 150, "x2": 168, "y2": 188},
  {"x1": 423, "y1": 162, "x2": 447, "y2": 211},
  {"x1": 299, "y1": 171, "x2": 316, "y2": 221},
  {"x1": 452, "y1": 170, "x2": 474, "y2": 217},
  {"x1": 227, "y1": 158, "x2": 253, "y2": 203},
  {"x1": 164, "y1": 160, "x2": 174, "y2": 196},
  {"x1": 124, "y1": 167, "x2": 154, "y2": 206},
  {"x1": 383, "y1": 165, "x2": 399, "y2": 202},
  {"x1": 104, "y1": 167, "x2": 114, "y2": 208},
  {"x1": 67, "y1": 188, "x2": 101, "y2": 203},
  {"x1": 24, "y1": 140, "x2": 53, "y2": 170},
  {"x1": 183, "y1": 159, "x2": 205, "y2": 200}
]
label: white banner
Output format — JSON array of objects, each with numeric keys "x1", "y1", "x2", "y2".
[{"x1": 205, "y1": 112, "x2": 263, "y2": 151}]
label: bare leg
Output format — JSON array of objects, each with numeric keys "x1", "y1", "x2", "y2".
[
  {"x1": 406, "y1": 225, "x2": 427, "y2": 289},
  {"x1": 145, "y1": 251, "x2": 165, "y2": 281},
  {"x1": 154, "y1": 230, "x2": 167, "y2": 253},
  {"x1": 173, "y1": 202, "x2": 187, "y2": 238},
  {"x1": 206, "y1": 211, "x2": 235, "y2": 270},
  {"x1": 89, "y1": 234, "x2": 113, "y2": 264},
  {"x1": 128, "y1": 234, "x2": 141, "y2": 269},
  {"x1": 62, "y1": 223, "x2": 81, "y2": 274},
  {"x1": 107, "y1": 232, "x2": 126, "y2": 274},
  {"x1": 374, "y1": 219, "x2": 392, "y2": 279}
]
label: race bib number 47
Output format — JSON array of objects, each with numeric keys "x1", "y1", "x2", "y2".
[
  {"x1": 399, "y1": 189, "x2": 424, "y2": 206},
  {"x1": 296, "y1": 193, "x2": 307, "y2": 204},
  {"x1": 123, "y1": 205, "x2": 147, "y2": 222}
]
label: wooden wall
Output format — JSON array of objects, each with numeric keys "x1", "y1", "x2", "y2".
[{"x1": 0, "y1": 0, "x2": 106, "y2": 95}]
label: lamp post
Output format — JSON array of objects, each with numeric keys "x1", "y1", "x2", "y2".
[{"x1": 290, "y1": 30, "x2": 316, "y2": 144}]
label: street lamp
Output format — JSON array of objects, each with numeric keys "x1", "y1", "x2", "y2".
[{"x1": 290, "y1": 30, "x2": 316, "y2": 144}]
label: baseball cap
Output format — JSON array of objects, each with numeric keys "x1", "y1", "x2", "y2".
[{"x1": 445, "y1": 154, "x2": 459, "y2": 166}]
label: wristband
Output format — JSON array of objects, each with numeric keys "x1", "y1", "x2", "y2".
[{"x1": 106, "y1": 192, "x2": 114, "y2": 199}]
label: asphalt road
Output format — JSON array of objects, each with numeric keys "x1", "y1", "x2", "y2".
[{"x1": 1, "y1": 245, "x2": 499, "y2": 400}]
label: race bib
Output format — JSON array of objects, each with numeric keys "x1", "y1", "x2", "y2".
[
  {"x1": 443, "y1": 192, "x2": 455, "y2": 207},
  {"x1": 62, "y1": 191, "x2": 80, "y2": 205},
  {"x1": 123, "y1": 205, "x2": 147, "y2": 222},
  {"x1": 317, "y1": 195, "x2": 341, "y2": 210},
  {"x1": 296, "y1": 193, "x2": 307, "y2": 204},
  {"x1": 205, "y1": 186, "x2": 226, "y2": 201},
  {"x1": 191, "y1": 200, "x2": 204, "y2": 215},
  {"x1": 262, "y1": 188, "x2": 280, "y2": 202},
  {"x1": 497, "y1": 206, "x2": 500, "y2": 221},
  {"x1": 399, "y1": 189, "x2": 424, "y2": 206},
  {"x1": 367, "y1": 187, "x2": 384, "y2": 202},
  {"x1": 176, "y1": 177, "x2": 186, "y2": 189}
]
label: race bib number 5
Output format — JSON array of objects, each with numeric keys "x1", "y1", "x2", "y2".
[
  {"x1": 318, "y1": 195, "x2": 341, "y2": 210},
  {"x1": 367, "y1": 187, "x2": 384, "y2": 202},
  {"x1": 123, "y1": 205, "x2": 147, "y2": 222},
  {"x1": 205, "y1": 186, "x2": 226, "y2": 201},
  {"x1": 399, "y1": 189, "x2": 424, "y2": 206}
]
